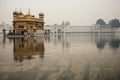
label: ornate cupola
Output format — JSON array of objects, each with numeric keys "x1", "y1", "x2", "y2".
[
  {"x1": 26, "y1": 8, "x2": 31, "y2": 17},
  {"x1": 13, "y1": 9, "x2": 19, "y2": 15},
  {"x1": 18, "y1": 9, "x2": 23, "y2": 15},
  {"x1": 39, "y1": 12, "x2": 44, "y2": 19}
]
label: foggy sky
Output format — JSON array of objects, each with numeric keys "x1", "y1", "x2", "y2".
[{"x1": 0, "y1": 0, "x2": 120, "y2": 25}]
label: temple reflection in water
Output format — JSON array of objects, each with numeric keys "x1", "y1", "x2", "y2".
[
  {"x1": 13, "y1": 37, "x2": 44, "y2": 62},
  {"x1": 1, "y1": 33, "x2": 120, "y2": 80}
]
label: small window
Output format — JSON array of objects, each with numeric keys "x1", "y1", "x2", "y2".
[
  {"x1": 19, "y1": 25, "x2": 24, "y2": 28},
  {"x1": 19, "y1": 26, "x2": 21, "y2": 28},
  {"x1": 19, "y1": 44, "x2": 24, "y2": 48}
]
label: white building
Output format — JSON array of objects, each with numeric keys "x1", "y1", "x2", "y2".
[
  {"x1": 44, "y1": 22, "x2": 120, "y2": 34},
  {"x1": 44, "y1": 21, "x2": 96, "y2": 33},
  {"x1": 0, "y1": 22, "x2": 13, "y2": 34}
]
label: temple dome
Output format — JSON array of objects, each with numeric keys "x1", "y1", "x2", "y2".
[
  {"x1": 13, "y1": 11, "x2": 19, "y2": 15},
  {"x1": 39, "y1": 13, "x2": 44, "y2": 16},
  {"x1": 18, "y1": 12, "x2": 23, "y2": 15}
]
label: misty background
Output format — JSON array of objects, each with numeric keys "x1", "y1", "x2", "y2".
[{"x1": 0, "y1": 0, "x2": 120, "y2": 25}]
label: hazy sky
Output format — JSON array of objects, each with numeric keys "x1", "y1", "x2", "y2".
[{"x1": 0, "y1": 0, "x2": 120, "y2": 25}]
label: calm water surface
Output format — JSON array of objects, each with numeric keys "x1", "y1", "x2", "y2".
[{"x1": 0, "y1": 33, "x2": 120, "y2": 80}]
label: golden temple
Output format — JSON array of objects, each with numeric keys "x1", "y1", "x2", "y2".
[{"x1": 12, "y1": 9, "x2": 44, "y2": 35}]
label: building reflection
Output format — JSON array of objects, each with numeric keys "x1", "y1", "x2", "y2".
[
  {"x1": 2, "y1": 35, "x2": 6, "y2": 46},
  {"x1": 51, "y1": 34, "x2": 70, "y2": 50},
  {"x1": 13, "y1": 37, "x2": 44, "y2": 62}
]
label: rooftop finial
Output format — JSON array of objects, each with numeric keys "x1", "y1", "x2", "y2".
[
  {"x1": 28, "y1": 8, "x2": 30, "y2": 14},
  {"x1": 20, "y1": 8, "x2": 21, "y2": 12},
  {"x1": 15, "y1": 8, "x2": 17, "y2": 12}
]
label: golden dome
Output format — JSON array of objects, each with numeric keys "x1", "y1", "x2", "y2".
[
  {"x1": 18, "y1": 12, "x2": 23, "y2": 15},
  {"x1": 13, "y1": 11, "x2": 18, "y2": 15},
  {"x1": 18, "y1": 9, "x2": 23, "y2": 15}
]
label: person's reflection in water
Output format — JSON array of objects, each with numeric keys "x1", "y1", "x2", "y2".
[{"x1": 13, "y1": 37, "x2": 44, "y2": 63}]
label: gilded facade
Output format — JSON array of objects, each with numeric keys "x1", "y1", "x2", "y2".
[{"x1": 13, "y1": 9, "x2": 44, "y2": 35}]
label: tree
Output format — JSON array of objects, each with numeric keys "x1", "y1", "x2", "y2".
[
  {"x1": 96, "y1": 19, "x2": 106, "y2": 27},
  {"x1": 109, "y1": 19, "x2": 120, "y2": 28}
]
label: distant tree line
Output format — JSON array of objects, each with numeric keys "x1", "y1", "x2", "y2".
[{"x1": 96, "y1": 18, "x2": 120, "y2": 28}]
